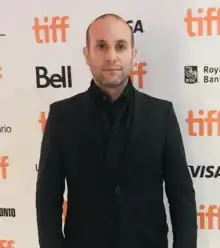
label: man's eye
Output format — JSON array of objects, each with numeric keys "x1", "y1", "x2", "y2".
[
  {"x1": 98, "y1": 43, "x2": 105, "y2": 49},
  {"x1": 117, "y1": 44, "x2": 126, "y2": 50}
]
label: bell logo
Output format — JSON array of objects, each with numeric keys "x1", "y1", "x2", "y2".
[
  {"x1": 127, "y1": 20, "x2": 144, "y2": 33},
  {"x1": 36, "y1": 66, "x2": 72, "y2": 88},
  {"x1": 0, "y1": 240, "x2": 15, "y2": 248},
  {"x1": 186, "y1": 110, "x2": 220, "y2": 136},
  {"x1": 130, "y1": 62, "x2": 147, "y2": 89},
  {"x1": 0, "y1": 156, "x2": 9, "y2": 180},
  {"x1": 184, "y1": 8, "x2": 220, "y2": 36},
  {"x1": 32, "y1": 16, "x2": 69, "y2": 44},
  {"x1": 39, "y1": 112, "x2": 47, "y2": 134},
  {"x1": 197, "y1": 204, "x2": 220, "y2": 229}
]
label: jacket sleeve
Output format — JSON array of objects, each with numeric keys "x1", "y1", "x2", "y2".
[
  {"x1": 36, "y1": 103, "x2": 65, "y2": 248},
  {"x1": 163, "y1": 103, "x2": 197, "y2": 248}
]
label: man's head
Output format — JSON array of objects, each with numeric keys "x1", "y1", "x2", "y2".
[{"x1": 83, "y1": 14, "x2": 137, "y2": 91}]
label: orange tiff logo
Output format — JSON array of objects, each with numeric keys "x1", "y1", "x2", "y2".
[
  {"x1": 32, "y1": 16, "x2": 69, "y2": 44},
  {"x1": 186, "y1": 110, "x2": 220, "y2": 136},
  {"x1": 197, "y1": 204, "x2": 220, "y2": 230},
  {"x1": 0, "y1": 240, "x2": 14, "y2": 248},
  {"x1": 0, "y1": 66, "x2": 2, "y2": 79},
  {"x1": 39, "y1": 112, "x2": 47, "y2": 134},
  {"x1": 62, "y1": 200, "x2": 67, "y2": 223},
  {"x1": 0, "y1": 156, "x2": 9, "y2": 179},
  {"x1": 184, "y1": 8, "x2": 220, "y2": 36},
  {"x1": 130, "y1": 61, "x2": 147, "y2": 89}
]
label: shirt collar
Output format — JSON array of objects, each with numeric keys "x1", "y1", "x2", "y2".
[{"x1": 89, "y1": 77, "x2": 134, "y2": 103}]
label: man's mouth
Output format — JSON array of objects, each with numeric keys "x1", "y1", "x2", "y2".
[{"x1": 102, "y1": 68, "x2": 122, "y2": 71}]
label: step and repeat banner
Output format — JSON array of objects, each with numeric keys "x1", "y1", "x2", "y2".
[{"x1": 1, "y1": 0, "x2": 220, "y2": 247}]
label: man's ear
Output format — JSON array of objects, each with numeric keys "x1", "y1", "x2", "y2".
[
  {"x1": 132, "y1": 48, "x2": 137, "y2": 65},
  {"x1": 83, "y1": 46, "x2": 89, "y2": 66}
]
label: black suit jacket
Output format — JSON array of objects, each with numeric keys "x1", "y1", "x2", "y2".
[{"x1": 36, "y1": 87, "x2": 197, "y2": 248}]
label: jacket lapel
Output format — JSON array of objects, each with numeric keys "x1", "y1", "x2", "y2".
[
  {"x1": 130, "y1": 90, "x2": 150, "y2": 142},
  {"x1": 119, "y1": 89, "x2": 151, "y2": 185}
]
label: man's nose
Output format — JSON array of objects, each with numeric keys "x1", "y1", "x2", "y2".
[{"x1": 106, "y1": 48, "x2": 118, "y2": 63}]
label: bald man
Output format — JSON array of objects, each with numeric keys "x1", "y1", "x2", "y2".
[{"x1": 36, "y1": 13, "x2": 197, "y2": 248}]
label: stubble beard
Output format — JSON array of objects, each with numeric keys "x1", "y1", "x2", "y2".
[{"x1": 98, "y1": 70, "x2": 130, "y2": 90}]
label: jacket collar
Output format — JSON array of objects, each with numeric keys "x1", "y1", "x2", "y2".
[{"x1": 88, "y1": 77, "x2": 134, "y2": 103}]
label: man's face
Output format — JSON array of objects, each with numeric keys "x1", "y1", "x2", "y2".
[{"x1": 83, "y1": 17, "x2": 137, "y2": 89}]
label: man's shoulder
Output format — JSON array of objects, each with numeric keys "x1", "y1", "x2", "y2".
[
  {"x1": 49, "y1": 90, "x2": 88, "y2": 112},
  {"x1": 137, "y1": 90, "x2": 173, "y2": 110},
  {"x1": 49, "y1": 89, "x2": 174, "y2": 113}
]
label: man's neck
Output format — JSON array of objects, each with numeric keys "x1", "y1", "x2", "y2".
[{"x1": 94, "y1": 78, "x2": 128, "y2": 101}]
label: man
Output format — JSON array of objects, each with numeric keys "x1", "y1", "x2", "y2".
[{"x1": 36, "y1": 13, "x2": 197, "y2": 248}]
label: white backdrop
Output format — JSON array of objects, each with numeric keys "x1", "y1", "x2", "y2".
[{"x1": 1, "y1": 0, "x2": 220, "y2": 247}]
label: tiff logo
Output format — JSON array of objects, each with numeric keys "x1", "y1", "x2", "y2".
[
  {"x1": 0, "y1": 240, "x2": 15, "y2": 248},
  {"x1": 184, "y1": 8, "x2": 220, "y2": 36},
  {"x1": 32, "y1": 16, "x2": 69, "y2": 44},
  {"x1": 130, "y1": 62, "x2": 147, "y2": 89},
  {"x1": 0, "y1": 156, "x2": 9, "y2": 179},
  {"x1": 197, "y1": 204, "x2": 220, "y2": 229},
  {"x1": 62, "y1": 200, "x2": 67, "y2": 223},
  {"x1": 186, "y1": 110, "x2": 220, "y2": 136},
  {"x1": 0, "y1": 66, "x2": 2, "y2": 79},
  {"x1": 39, "y1": 112, "x2": 47, "y2": 134}
]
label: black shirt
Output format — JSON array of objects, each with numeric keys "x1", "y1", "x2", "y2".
[
  {"x1": 88, "y1": 77, "x2": 135, "y2": 186},
  {"x1": 88, "y1": 78, "x2": 135, "y2": 241},
  {"x1": 89, "y1": 78, "x2": 134, "y2": 126}
]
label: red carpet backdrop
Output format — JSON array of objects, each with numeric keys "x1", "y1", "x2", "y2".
[{"x1": 0, "y1": 0, "x2": 220, "y2": 247}]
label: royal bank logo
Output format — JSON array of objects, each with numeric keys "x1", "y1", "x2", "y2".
[
  {"x1": 185, "y1": 65, "x2": 220, "y2": 84},
  {"x1": 184, "y1": 66, "x2": 198, "y2": 84},
  {"x1": 203, "y1": 66, "x2": 220, "y2": 83}
]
